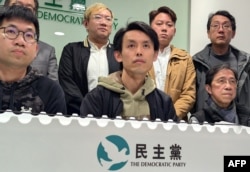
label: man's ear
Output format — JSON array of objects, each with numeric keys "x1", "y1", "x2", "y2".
[
  {"x1": 207, "y1": 30, "x2": 210, "y2": 39},
  {"x1": 114, "y1": 51, "x2": 122, "y2": 63},
  {"x1": 173, "y1": 27, "x2": 176, "y2": 36},
  {"x1": 153, "y1": 50, "x2": 158, "y2": 61},
  {"x1": 34, "y1": 43, "x2": 38, "y2": 60},
  {"x1": 83, "y1": 20, "x2": 88, "y2": 28},
  {"x1": 205, "y1": 84, "x2": 212, "y2": 95},
  {"x1": 232, "y1": 30, "x2": 236, "y2": 39}
]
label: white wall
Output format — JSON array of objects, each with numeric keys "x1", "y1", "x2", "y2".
[{"x1": 190, "y1": 0, "x2": 250, "y2": 56}]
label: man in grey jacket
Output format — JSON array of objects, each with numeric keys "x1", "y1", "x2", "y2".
[
  {"x1": 192, "y1": 10, "x2": 250, "y2": 113},
  {"x1": 4, "y1": 0, "x2": 58, "y2": 81}
]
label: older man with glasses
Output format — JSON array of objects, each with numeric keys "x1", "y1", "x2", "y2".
[
  {"x1": 190, "y1": 64, "x2": 250, "y2": 127},
  {"x1": 192, "y1": 10, "x2": 250, "y2": 114}
]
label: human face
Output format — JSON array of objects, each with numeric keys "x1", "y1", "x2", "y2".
[
  {"x1": 9, "y1": 0, "x2": 36, "y2": 14},
  {"x1": 206, "y1": 69, "x2": 237, "y2": 108},
  {"x1": 114, "y1": 30, "x2": 158, "y2": 76},
  {"x1": 150, "y1": 12, "x2": 176, "y2": 50},
  {"x1": 207, "y1": 15, "x2": 235, "y2": 47},
  {"x1": 0, "y1": 18, "x2": 38, "y2": 69},
  {"x1": 84, "y1": 9, "x2": 112, "y2": 42}
]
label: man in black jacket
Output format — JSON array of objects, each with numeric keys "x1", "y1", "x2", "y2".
[
  {"x1": 192, "y1": 10, "x2": 250, "y2": 113},
  {"x1": 0, "y1": 5, "x2": 66, "y2": 115},
  {"x1": 190, "y1": 64, "x2": 250, "y2": 126},
  {"x1": 59, "y1": 3, "x2": 120, "y2": 115},
  {"x1": 80, "y1": 21, "x2": 177, "y2": 122}
]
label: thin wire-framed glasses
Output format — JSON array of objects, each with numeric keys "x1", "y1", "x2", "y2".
[
  {"x1": 0, "y1": 26, "x2": 37, "y2": 43},
  {"x1": 210, "y1": 23, "x2": 232, "y2": 30},
  {"x1": 214, "y1": 78, "x2": 237, "y2": 86},
  {"x1": 92, "y1": 14, "x2": 113, "y2": 24}
]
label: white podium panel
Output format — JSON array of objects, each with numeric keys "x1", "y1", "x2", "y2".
[{"x1": 0, "y1": 111, "x2": 250, "y2": 172}]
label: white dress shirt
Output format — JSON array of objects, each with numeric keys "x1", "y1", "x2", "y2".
[
  {"x1": 87, "y1": 41, "x2": 109, "y2": 91},
  {"x1": 153, "y1": 45, "x2": 171, "y2": 91}
]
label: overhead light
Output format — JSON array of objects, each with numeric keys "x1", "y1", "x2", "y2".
[{"x1": 54, "y1": 32, "x2": 65, "y2": 36}]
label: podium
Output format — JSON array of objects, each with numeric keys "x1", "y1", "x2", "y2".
[{"x1": 0, "y1": 111, "x2": 250, "y2": 172}]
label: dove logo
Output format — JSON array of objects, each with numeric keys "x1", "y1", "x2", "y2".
[{"x1": 97, "y1": 135, "x2": 130, "y2": 171}]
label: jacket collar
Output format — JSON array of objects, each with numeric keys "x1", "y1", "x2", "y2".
[
  {"x1": 82, "y1": 37, "x2": 111, "y2": 48},
  {"x1": 169, "y1": 45, "x2": 191, "y2": 60}
]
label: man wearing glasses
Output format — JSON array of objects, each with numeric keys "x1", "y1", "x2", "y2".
[
  {"x1": 192, "y1": 10, "x2": 250, "y2": 113},
  {"x1": 58, "y1": 3, "x2": 120, "y2": 115},
  {"x1": 0, "y1": 5, "x2": 66, "y2": 115},
  {"x1": 190, "y1": 64, "x2": 250, "y2": 127},
  {"x1": 4, "y1": 0, "x2": 58, "y2": 81}
]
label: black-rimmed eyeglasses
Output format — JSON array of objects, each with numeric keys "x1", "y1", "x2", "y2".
[{"x1": 0, "y1": 26, "x2": 37, "y2": 43}]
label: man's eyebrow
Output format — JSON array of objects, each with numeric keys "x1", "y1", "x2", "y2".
[
  {"x1": 127, "y1": 39, "x2": 136, "y2": 43},
  {"x1": 127, "y1": 39, "x2": 151, "y2": 42},
  {"x1": 211, "y1": 21, "x2": 231, "y2": 24},
  {"x1": 14, "y1": 1, "x2": 35, "y2": 8},
  {"x1": 7, "y1": 24, "x2": 35, "y2": 32},
  {"x1": 143, "y1": 40, "x2": 151, "y2": 43}
]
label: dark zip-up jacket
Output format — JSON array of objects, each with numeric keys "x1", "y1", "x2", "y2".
[
  {"x1": 80, "y1": 72, "x2": 177, "y2": 122},
  {"x1": 0, "y1": 67, "x2": 66, "y2": 115},
  {"x1": 190, "y1": 102, "x2": 250, "y2": 127},
  {"x1": 192, "y1": 44, "x2": 250, "y2": 112},
  {"x1": 58, "y1": 39, "x2": 120, "y2": 115}
]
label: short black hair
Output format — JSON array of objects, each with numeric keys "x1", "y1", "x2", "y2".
[
  {"x1": 205, "y1": 63, "x2": 238, "y2": 85},
  {"x1": 207, "y1": 10, "x2": 236, "y2": 31},
  {"x1": 4, "y1": 0, "x2": 39, "y2": 15},
  {"x1": 149, "y1": 6, "x2": 177, "y2": 25},
  {"x1": 0, "y1": 5, "x2": 40, "y2": 41},
  {"x1": 113, "y1": 21, "x2": 159, "y2": 52}
]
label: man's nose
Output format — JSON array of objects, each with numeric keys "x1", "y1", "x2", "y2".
[
  {"x1": 136, "y1": 46, "x2": 143, "y2": 56},
  {"x1": 14, "y1": 32, "x2": 26, "y2": 45}
]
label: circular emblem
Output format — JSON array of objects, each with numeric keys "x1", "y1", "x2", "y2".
[{"x1": 97, "y1": 135, "x2": 130, "y2": 171}]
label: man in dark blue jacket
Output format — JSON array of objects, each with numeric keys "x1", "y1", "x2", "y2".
[{"x1": 80, "y1": 21, "x2": 177, "y2": 122}]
